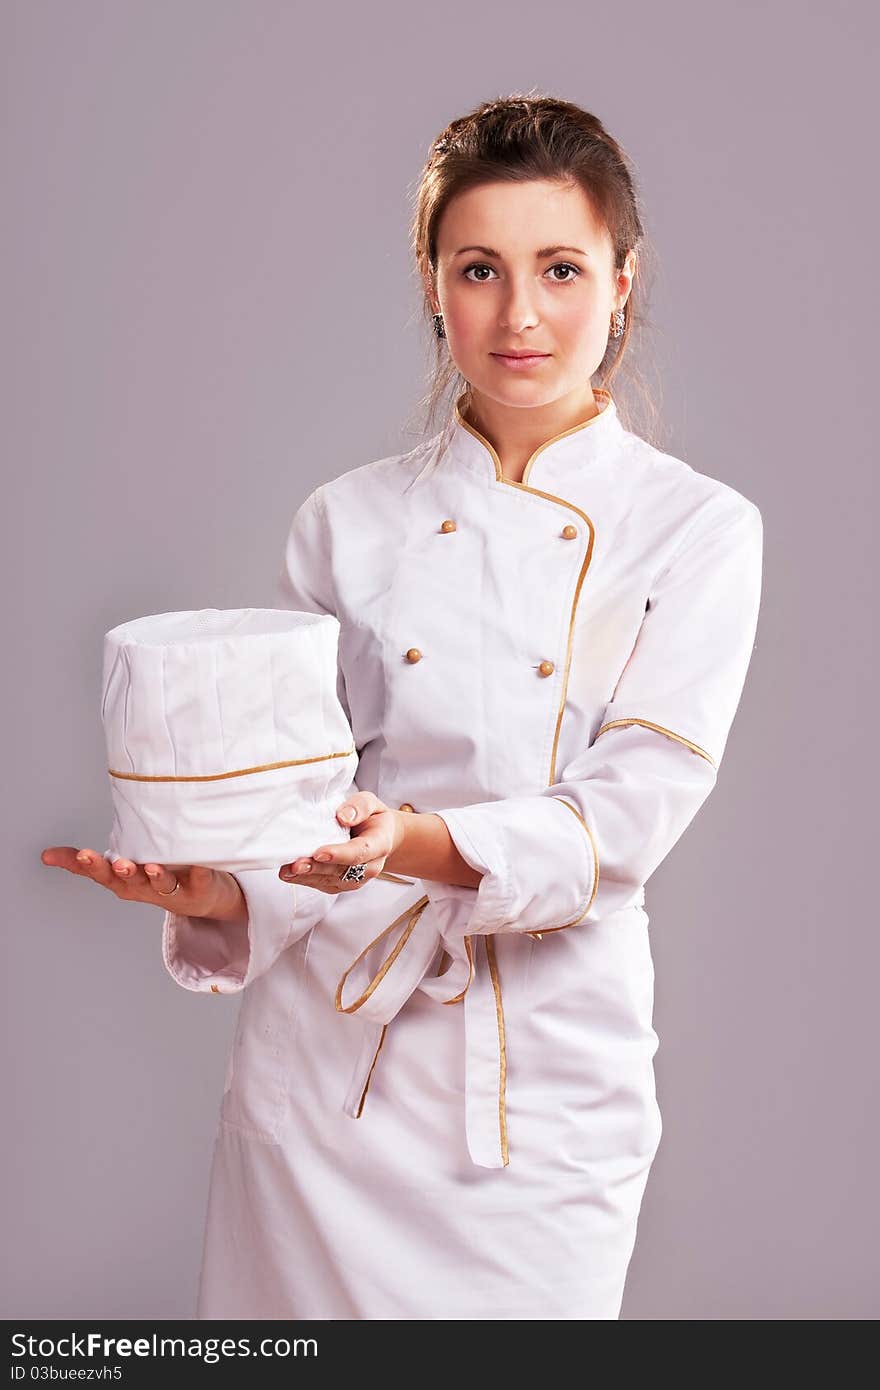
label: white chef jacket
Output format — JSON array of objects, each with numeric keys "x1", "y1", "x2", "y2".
[{"x1": 160, "y1": 387, "x2": 763, "y2": 1318}]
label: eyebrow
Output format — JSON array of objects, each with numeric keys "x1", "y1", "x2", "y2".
[{"x1": 453, "y1": 244, "x2": 589, "y2": 259}]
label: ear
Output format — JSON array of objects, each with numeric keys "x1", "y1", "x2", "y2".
[
  {"x1": 616, "y1": 249, "x2": 637, "y2": 308},
  {"x1": 423, "y1": 268, "x2": 440, "y2": 317}
]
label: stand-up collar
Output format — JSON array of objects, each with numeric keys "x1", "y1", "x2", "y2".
[{"x1": 446, "y1": 386, "x2": 623, "y2": 489}]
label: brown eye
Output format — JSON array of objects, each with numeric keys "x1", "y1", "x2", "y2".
[
  {"x1": 462, "y1": 263, "x2": 497, "y2": 281},
  {"x1": 547, "y1": 263, "x2": 581, "y2": 283}
]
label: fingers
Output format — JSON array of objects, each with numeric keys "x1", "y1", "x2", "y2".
[
  {"x1": 281, "y1": 810, "x2": 391, "y2": 879},
  {"x1": 279, "y1": 851, "x2": 384, "y2": 894},
  {"x1": 42, "y1": 846, "x2": 119, "y2": 889},
  {"x1": 336, "y1": 791, "x2": 385, "y2": 826},
  {"x1": 104, "y1": 855, "x2": 188, "y2": 900},
  {"x1": 41, "y1": 846, "x2": 177, "y2": 899},
  {"x1": 142, "y1": 863, "x2": 180, "y2": 894},
  {"x1": 278, "y1": 802, "x2": 394, "y2": 893},
  {"x1": 280, "y1": 839, "x2": 372, "y2": 879},
  {"x1": 105, "y1": 856, "x2": 154, "y2": 893},
  {"x1": 283, "y1": 857, "x2": 315, "y2": 877},
  {"x1": 312, "y1": 837, "x2": 377, "y2": 867},
  {"x1": 281, "y1": 865, "x2": 380, "y2": 894}
]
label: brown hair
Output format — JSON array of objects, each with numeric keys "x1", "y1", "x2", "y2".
[{"x1": 405, "y1": 91, "x2": 661, "y2": 450}]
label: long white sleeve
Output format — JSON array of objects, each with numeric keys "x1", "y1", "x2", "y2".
[
  {"x1": 429, "y1": 494, "x2": 764, "y2": 937},
  {"x1": 161, "y1": 869, "x2": 332, "y2": 993}
]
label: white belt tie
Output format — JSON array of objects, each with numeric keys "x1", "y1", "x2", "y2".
[{"x1": 335, "y1": 888, "x2": 509, "y2": 1169}]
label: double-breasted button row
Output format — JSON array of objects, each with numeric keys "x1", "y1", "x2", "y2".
[
  {"x1": 400, "y1": 647, "x2": 553, "y2": 675},
  {"x1": 406, "y1": 519, "x2": 576, "y2": 673},
  {"x1": 439, "y1": 518, "x2": 578, "y2": 541},
  {"x1": 404, "y1": 647, "x2": 556, "y2": 677}
]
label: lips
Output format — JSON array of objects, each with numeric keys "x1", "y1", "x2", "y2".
[{"x1": 490, "y1": 351, "x2": 551, "y2": 370}]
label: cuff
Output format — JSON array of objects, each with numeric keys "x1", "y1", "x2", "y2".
[
  {"x1": 435, "y1": 793, "x2": 596, "y2": 936},
  {"x1": 161, "y1": 869, "x2": 320, "y2": 994}
]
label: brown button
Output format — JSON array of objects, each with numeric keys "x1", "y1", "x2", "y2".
[
  {"x1": 561, "y1": 524, "x2": 578, "y2": 539},
  {"x1": 440, "y1": 519, "x2": 457, "y2": 533},
  {"x1": 211, "y1": 984, "x2": 220, "y2": 993},
  {"x1": 399, "y1": 802, "x2": 415, "y2": 813},
  {"x1": 405, "y1": 648, "x2": 423, "y2": 663},
  {"x1": 538, "y1": 660, "x2": 555, "y2": 677}
]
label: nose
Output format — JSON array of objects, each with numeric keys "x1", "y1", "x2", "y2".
[{"x1": 498, "y1": 274, "x2": 540, "y2": 334}]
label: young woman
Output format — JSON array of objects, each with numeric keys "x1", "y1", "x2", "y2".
[{"x1": 43, "y1": 94, "x2": 763, "y2": 1320}]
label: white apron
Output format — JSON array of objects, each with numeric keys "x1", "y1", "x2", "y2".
[{"x1": 160, "y1": 388, "x2": 763, "y2": 1319}]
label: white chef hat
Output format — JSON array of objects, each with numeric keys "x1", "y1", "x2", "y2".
[{"x1": 100, "y1": 608, "x2": 359, "y2": 871}]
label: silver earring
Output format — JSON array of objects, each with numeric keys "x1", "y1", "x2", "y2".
[
  {"x1": 432, "y1": 312, "x2": 446, "y2": 339},
  {"x1": 610, "y1": 308, "x2": 625, "y2": 339}
]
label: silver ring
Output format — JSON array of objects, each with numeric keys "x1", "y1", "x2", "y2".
[
  {"x1": 156, "y1": 877, "x2": 181, "y2": 896},
  {"x1": 340, "y1": 863, "x2": 367, "y2": 884}
]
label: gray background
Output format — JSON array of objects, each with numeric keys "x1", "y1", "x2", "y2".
[{"x1": 4, "y1": 0, "x2": 877, "y2": 1320}]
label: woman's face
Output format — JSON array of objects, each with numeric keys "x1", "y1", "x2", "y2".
[{"x1": 430, "y1": 178, "x2": 635, "y2": 409}]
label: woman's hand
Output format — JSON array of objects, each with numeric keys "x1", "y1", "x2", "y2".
[
  {"x1": 41, "y1": 846, "x2": 246, "y2": 921},
  {"x1": 279, "y1": 791, "x2": 405, "y2": 895}
]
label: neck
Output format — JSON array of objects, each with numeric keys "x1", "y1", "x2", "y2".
[{"x1": 461, "y1": 384, "x2": 601, "y2": 483}]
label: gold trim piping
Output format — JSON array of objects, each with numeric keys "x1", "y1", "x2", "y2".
[
  {"x1": 454, "y1": 393, "x2": 607, "y2": 788},
  {"x1": 596, "y1": 718, "x2": 716, "y2": 767},
  {"x1": 454, "y1": 387, "x2": 613, "y2": 489},
  {"x1": 335, "y1": 896, "x2": 430, "y2": 1014},
  {"x1": 108, "y1": 747, "x2": 357, "y2": 783},
  {"x1": 484, "y1": 934, "x2": 509, "y2": 1167},
  {"x1": 456, "y1": 392, "x2": 607, "y2": 951},
  {"x1": 453, "y1": 391, "x2": 614, "y2": 1154},
  {"x1": 376, "y1": 870, "x2": 418, "y2": 885},
  {"x1": 355, "y1": 1024, "x2": 388, "y2": 1117},
  {"x1": 525, "y1": 797, "x2": 600, "y2": 938}
]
